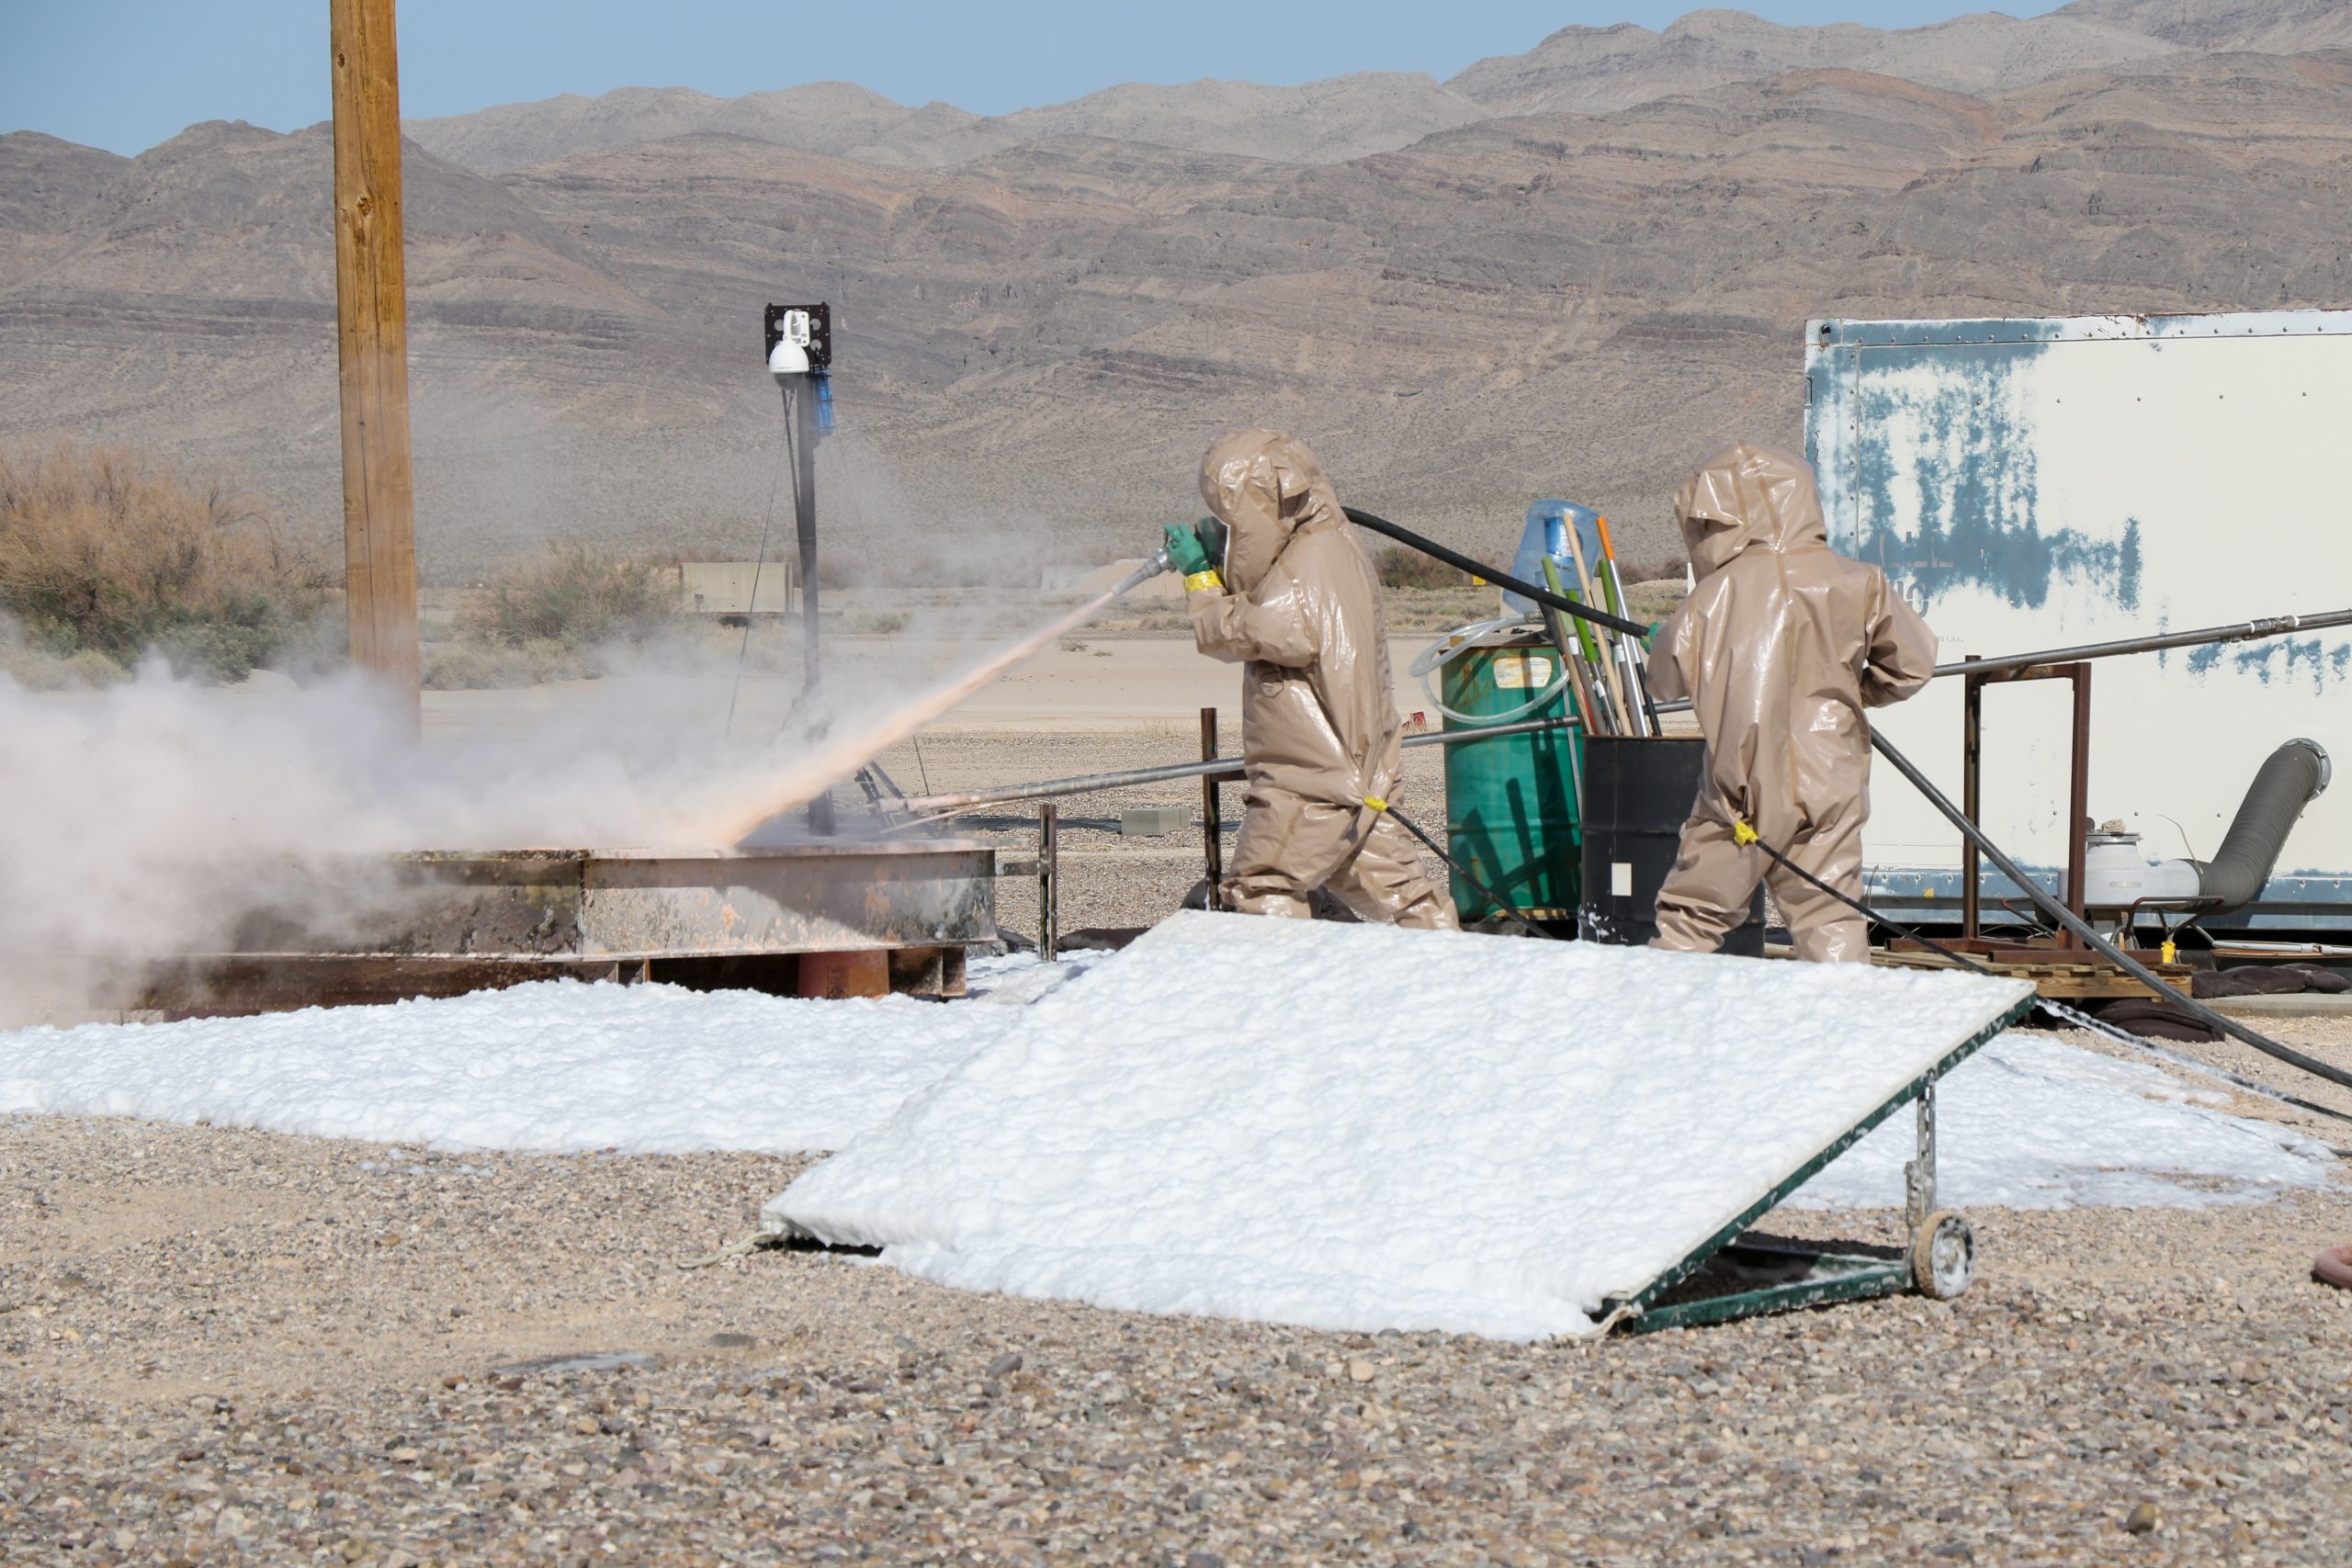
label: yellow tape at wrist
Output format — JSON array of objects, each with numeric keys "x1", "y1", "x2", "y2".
[
  {"x1": 1183, "y1": 570, "x2": 1224, "y2": 592},
  {"x1": 1363, "y1": 795, "x2": 1388, "y2": 812},
  {"x1": 1732, "y1": 820, "x2": 1758, "y2": 846}
]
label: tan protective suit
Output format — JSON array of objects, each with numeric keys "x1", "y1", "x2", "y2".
[
  {"x1": 1646, "y1": 443, "x2": 1937, "y2": 962},
  {"x1": 1189, "y1": 430, "x2": 1458, "y2": 930}
]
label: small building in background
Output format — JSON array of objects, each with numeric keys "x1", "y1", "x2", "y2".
[{"x1": 680, "y1": 560, "x2": 794, "y2": 621}]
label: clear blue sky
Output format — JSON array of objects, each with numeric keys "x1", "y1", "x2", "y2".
[{"x1": 6, "y1": 0, "x2": 2073, "y2": 157}]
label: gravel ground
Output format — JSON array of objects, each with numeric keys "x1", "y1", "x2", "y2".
[
  {"x1": 7, "y1": 1116, "x2": 2352, "y2": 1566},
  {"x1": 10, "y1": 728, "x2": 2352, "y2": 1565}
]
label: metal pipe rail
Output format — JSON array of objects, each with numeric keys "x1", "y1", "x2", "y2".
[
  {"x1": 1926, "y1": 609, "x2": 2352, "y2": 681},
  {"x1": 884, "y1": 605, "x2": 2352, "y2": 818},
  {"x1": 1871, "y1": 729, "x2": 2352, "y2": 1096},
  {"x1": 1649, "y1": 606, "x2": 2352, "y2": 715},
  {"x1": 888, "y1": 715, "x2": 1582, "y2": 817}
]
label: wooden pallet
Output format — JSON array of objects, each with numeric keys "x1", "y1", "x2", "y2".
[{"x1": 1870, "y1": 946, "x2": 2192, "y2": 1000}]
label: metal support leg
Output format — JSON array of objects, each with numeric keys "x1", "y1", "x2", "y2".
[
  {"x1": 1905, "y1": 1071, "x2": 1975, "y2": 1301},
  {"x1": 1962, "y1": 661, "x2": 1982, "y2": 941},
  {"x1": 2064, "y1": 663, "x2": 2092, "y2": 950},
  {"x1": 1038, "y1": 803, "x2": 1059, "y2": 962},
  {"x1": 1200, "y1": 706, "x2": 1224, "y2": 903},
  {"x1": 1905, "y1": 1074, "x2": 1939, "y2": 1237}
]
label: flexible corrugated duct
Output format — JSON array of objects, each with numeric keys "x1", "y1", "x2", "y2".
[{"x1": 2194, "y1": 739, "x2": 2331, "y2": 914}]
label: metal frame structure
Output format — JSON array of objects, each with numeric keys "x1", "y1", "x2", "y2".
[
  {"x1": 1962, "y1": 659, "x2": 2090, "y2": 947},
  {"x1": 103, "y1": 840, "x2": 1000, "y2": 1017},
  {"x1": 1604, "y1": 999, "x2": 2028, "y2": 1334}
]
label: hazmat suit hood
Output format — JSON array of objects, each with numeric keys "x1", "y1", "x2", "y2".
[
  {"x1": 1183, "y1": 428, "x2": 1456, "y2": 930},
  {"x1": 1199, "y1": 429, "x2": 1347, "y2": 595},
  {"x1": 1675, "y1": 442, "x2": 1829, "y2": 581},
  {"x1": 1646, "y1": 442, "x2": 1937, "y2": 964}
]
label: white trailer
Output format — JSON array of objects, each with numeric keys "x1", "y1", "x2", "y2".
[
  {"x1": 1804, "y1": 310, "x2": 2352, "y2": 934},
  {"x1": 680, "y1": 559, "x2": 793, "y2": 620}
]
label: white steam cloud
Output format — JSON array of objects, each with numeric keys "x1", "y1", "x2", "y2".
[{"x1": 0, "y1": 616, "x2": 1054, "y2": 1024}]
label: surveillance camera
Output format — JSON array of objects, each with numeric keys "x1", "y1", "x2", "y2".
[
  {"x1": 768, "y1": 310, "x2": 813, "y2": 378},
  {"x1": 763, "y1": 301, "x2": 831, "y2": 380}
]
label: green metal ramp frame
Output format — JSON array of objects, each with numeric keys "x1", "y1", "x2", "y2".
[{"x1": 1602, "y1": 998, "x2": 2035, "y2": 1335}]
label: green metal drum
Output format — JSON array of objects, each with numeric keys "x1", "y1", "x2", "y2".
[{"x1": 1439, "y1": 633, "x2": 1583, "y2": 925}]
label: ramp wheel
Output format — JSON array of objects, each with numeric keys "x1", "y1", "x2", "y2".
[{"x1": 1912, "y1": 1210, "x2": 1974, "y2": 1300}]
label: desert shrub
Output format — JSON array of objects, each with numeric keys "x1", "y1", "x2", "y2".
[
  {"x1": 457, "y1": 544, "x2": 674, "y2": 652},
  {"x1": 421, "y1": 643, "x2": 508, "y2": 691},
  {"x1": 1373, "y1": 544, "x2": 1470, "y2": 591},
  {"x1": 423, "y1": 637, "x2": 596, "y2": 691},
  {"x1": 0, "y1": 442, "x2": 329, "y2": 682},
  {"x1": 0, "y1": 615, "x2": 128, "y2": 689}
]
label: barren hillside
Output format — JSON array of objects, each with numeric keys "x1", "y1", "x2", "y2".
[
  {"x1": 406, "y1": 73, "x2": 1488, "y2": 174},
  {"x1": 2057, "y1": 0, "x2": 2352, "y2": 51},
  {"x1": 1444, "y1": 8, "x2": 2175, "y2": 115},
  {"x1": 3, "y1": 6, "x2": 2349, "y2": 583}
]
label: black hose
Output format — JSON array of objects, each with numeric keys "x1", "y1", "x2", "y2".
[
  {"x1": 1869, "y1": 729, "x2": 2352, "y2": 1096},
  {"x1": 1733, "y1": 816, "x2": 2352, "y2": 1125},
  {"x1": 1341, "y1": 506, "x2": 1650, "y2": 640},
  {"x1": 2195, "y1": 739, "x2": 2329, "y2": 913},
  {"x1": 1320, "y1": 503, "x2": 2351, "y2": 1102},
  {"x1": 1368, "y1": 798, "x2": 1560, "y2": 941}
]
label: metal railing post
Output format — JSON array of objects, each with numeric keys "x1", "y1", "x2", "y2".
[
  {"x1": 1962, "y1": 658, "x2": 1982, "y2": 941},
  {"x1": 2065, "y1": 663, "x2": 2093, "y2": 950},
  {"x1": 1200, "y1": 707, "x2": 1223, "y2": 903},
  {"x1": 1038, "y1": 804, "x2": 1059, "y2": 961}
]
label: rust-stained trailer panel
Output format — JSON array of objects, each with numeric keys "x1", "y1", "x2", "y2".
[{"x1": 1804, "y1": 310, "x2": 2352, "y2": 932}]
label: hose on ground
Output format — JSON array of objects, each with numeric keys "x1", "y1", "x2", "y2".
[
  {"x1": 1334, "y1": 506, "x2": 2352, "y2": 1102},
  {"x1": 1364, "y1": 796, "x2": 1560, "y2": 941},
  {"x1": 1724, "y1": 818, "x2": 2352, "y2": 1127},
  {"x1": 1869, "y1": 730, "x2": 2352, "y2": 1098}
]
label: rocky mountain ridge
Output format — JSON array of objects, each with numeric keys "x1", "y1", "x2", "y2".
[
  {"x1": 4, "y1": 6, "x2": 2349, "y2": 582},
  {"x1": 397, "y1": 2, "x2": 2352, "y2": 174}
]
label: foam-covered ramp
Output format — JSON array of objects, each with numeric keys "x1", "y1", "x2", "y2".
[{"x1": 763, "y1": 912, "x2": 2040, "y2": 1340}]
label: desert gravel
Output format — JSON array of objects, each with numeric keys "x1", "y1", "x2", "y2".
[
  {"x1": 9, "y1": 729, "x2": 2352, "y2": 1564},
  {"x1": 8, "y1": 1113, "x2": 2352, "y2": 1566}
]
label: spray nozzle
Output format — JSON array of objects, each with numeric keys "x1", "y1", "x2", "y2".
[{"x1": 1158, "y1": 517, "x2": 1228, "y2": 581}]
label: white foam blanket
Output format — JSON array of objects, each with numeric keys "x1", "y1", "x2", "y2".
[
  {"x1": 6, "y1": 917, "x2": 2330, "y2": 1335},
  {"x1": 0, "y1": 957, "x2": 1082, "y2": 1156},
  {"x1": 768, "y1": 912, "x2": 2047, "y2": 1340}
]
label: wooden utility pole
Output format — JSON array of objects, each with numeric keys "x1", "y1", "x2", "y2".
[{"x1": 330, "y1": 0, "x2": 421, "y2": 725}]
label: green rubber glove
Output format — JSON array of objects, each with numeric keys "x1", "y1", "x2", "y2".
[
  {"x1": 1162, "y1": 519, "x2": 1220, "y2": 589},
  {"x1": 1193, "y1": 516, "x2": 1229, "y2": 572}
]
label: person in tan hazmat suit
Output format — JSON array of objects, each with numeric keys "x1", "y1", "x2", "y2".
[
  {"x1": 1161, "y1": 430, "x2": 1459, "y2": 930},
  {"x1": 1645, "y1": 442, "x2": 1938, "y2": 962}
]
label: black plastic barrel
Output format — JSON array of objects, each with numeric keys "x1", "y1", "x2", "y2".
[{"x1": 1580, "y1": 736, "x2": 1765, "y2": 956}]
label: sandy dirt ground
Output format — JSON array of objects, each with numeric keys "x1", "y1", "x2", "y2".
[{"x1": 10, "y1": 663, "x2": 2352, "y2": 1565}]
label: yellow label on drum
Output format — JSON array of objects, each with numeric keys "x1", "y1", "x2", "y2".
[{"x1": 1492, "y1": 653, "x2": 1554, "y2": 691}]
